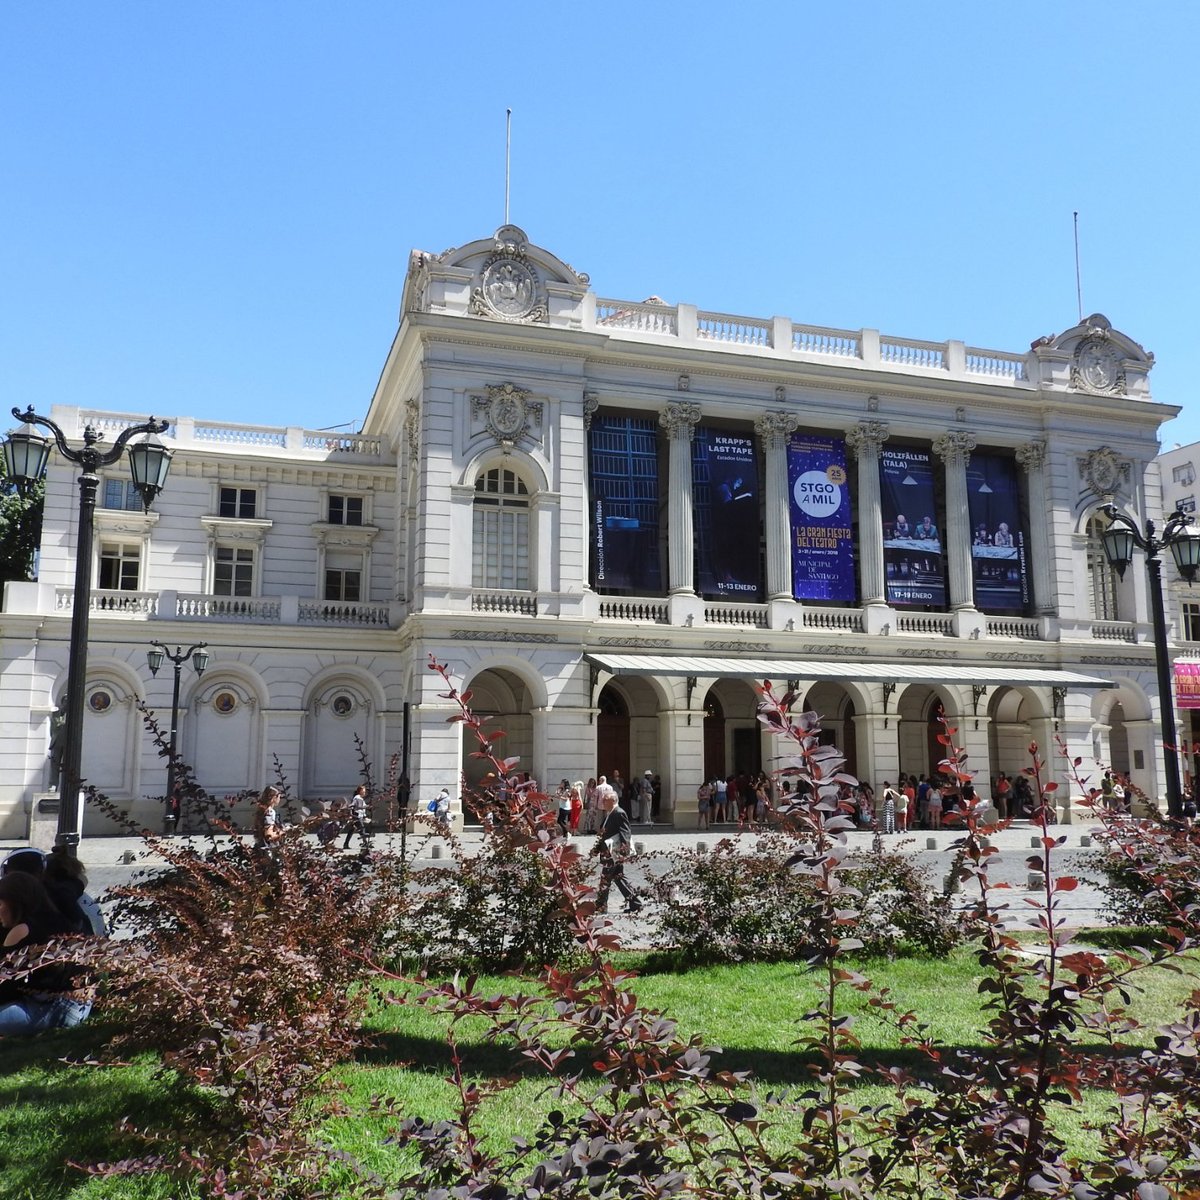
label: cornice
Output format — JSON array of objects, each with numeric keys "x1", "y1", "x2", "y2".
[{"x1": 174, "y1": 456, "x2": 396, "y2": 491}]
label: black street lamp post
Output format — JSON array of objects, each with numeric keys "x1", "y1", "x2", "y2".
[
  {"x1": 3, "y1": 407, "x2": 172, "y2": 854},
  {"x1": 1097, "y1": 503, "x2": 1200, "y2": 820},
  {"x1": 146, "y1": 641, "x2": 209, "y2": 831}
]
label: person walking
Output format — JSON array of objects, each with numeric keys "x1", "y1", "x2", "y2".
[
  {"x1": 342, "y1": 783, "x2": 370, "y2": 850},
  {"x1": 591, "y1": 785, "x2": 641, "y2": 914}
]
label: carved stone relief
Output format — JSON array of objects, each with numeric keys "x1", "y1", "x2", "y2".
[
  {"x1": 1070, "y1": 321, "x2": 1127, "y2": 395},
  {"x1": 1078, "y1": 446, "x2": 1130, "y2": 500},
  {"x1": 582, "y1": 392, "x2": 600, "y2": 431},
  {"x1": 404, "y1": 398, "x2": 420, "y2": 460},
  {"x1": 469, "y1": 226, "x2": 547, "y2": 323},
  {"x1": 470, "y1": 382, "x2": 544, "y2": 450},
  {"x1": 1015, "y1": 440, "x2": 1047, "y2": 473}
]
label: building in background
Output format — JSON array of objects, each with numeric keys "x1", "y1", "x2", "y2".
[{"x1": 0, "y1": 226, "x2": 1182, "y2": 835}]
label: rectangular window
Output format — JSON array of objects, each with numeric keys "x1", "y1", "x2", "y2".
[
  {"x1": 324, "y1": 568, "x2": 362, "y2": 602},
  {"x1": 219, "y1": 487, "x2": 257, "y2": 519},
  {"x1": 102, "y1": 479, "x2": 142, "y2": 511},
  {"x1": 1173, "y1": 463, "x2": 1196, "y2": 486},
  {"x1": 98, "y1": 542, "x2": 140, "y2": 590},
  {"x1": 1185, "y1": 602, "x2": 1200, "y2": 642},
  {"x1": 214, "y1": 546, "x2": 254, "y2": 596},
  {"x1": 328, "y1": 494, "x2": 364, "y2": 525}
]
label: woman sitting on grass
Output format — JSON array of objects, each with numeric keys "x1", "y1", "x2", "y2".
[{"x1": 0, "y1": 872, "x2": 92, "y2": 1036}]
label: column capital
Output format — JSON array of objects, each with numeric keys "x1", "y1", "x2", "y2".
[
  {"x1": 659, "y1": 401, "x2": 702, "y2": 440},
  {"x1": 754, "y1": 409, "x2": 800, "y2": 448},
  {"x1": 932, "y1": 429, "x2": 977, "y2": 467},
  {"x1": 1015, "y1": 439, "x2": 1047, "y2": 472},
  {"x1": 845, "y1": 420, "x2": 890, "y2": 457}
]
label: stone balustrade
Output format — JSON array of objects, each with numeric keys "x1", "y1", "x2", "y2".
[
  {"x1": 62, "y1": 409, "x2": 388, "y2": 461},
  {"x1": 589, "y1": 301, "x2": 1036, "y2": 387}
]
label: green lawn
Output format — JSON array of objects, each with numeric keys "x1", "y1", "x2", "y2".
[{"x1": 2, "y1": 945, "x2": 1196, "y2": 1198}]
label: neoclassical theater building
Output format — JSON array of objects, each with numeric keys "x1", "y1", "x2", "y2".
[{"x1": 0, "y1": 225, "x2": 1183, "y2": 835}]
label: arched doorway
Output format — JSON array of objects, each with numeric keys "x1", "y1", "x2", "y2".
[
  {"x1": 1107, "y1": 701, "x2": 1130, "y2": 776},
  {"x1": 703, "y1": 691, "x2": 725, "y2": 781},
  {"x1": 597, "y1": 684, "x2": 630, "y2": 790},
  {"x1": 986, "y1": 687, "x2": 1043, "y2": 784},
  {"x1": 801, "y1": 682, "x2": 858, "y2": 780},
  {"x1": 895, "y1": 685, "x2": 953, "y2": 781},
  {"x1": 702, "y1": 679, "x2": 762, "y2": 780},
  {"x1": 460, "y1": 668, "x2": 534, "y2": 822}
]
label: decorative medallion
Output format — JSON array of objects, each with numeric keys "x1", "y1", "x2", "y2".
[
  {"x1": 1071, "y1": 326, "x2": 1126, "y2": 395},
  {"x1": 471, "y1": 382, "x2": 544, "y2": 449},
  {"x1": 1079, "y1": 445, "x2": 1129, "y2": 499},
  {"x1": 331, "y1": 694, "x2": 354, "y2": 717},
  {"x1": 470, "y1": 226, "x2": 547, "y2": 323},
  {"x1": 88, "y1": 689, "x2": 112, "y2": 713},
  {"x1": 213, "y1": 691, "x2": 238, "y2": 715}
]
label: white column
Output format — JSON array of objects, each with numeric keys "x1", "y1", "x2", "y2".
[
  {"x1": 933, "y1": 430, "x2": 978, "y2": 611},
  {"x1": 659, "y1": 401, "x2": 702, "y2": 595},
  {"x1": 1016, "y1": 440, "x2": 1054, "y2": 615},
  {"x1": 754, "y1": 410, "x2": 801, "y2": 601},
  {"x1": 845, "y1": 421, "x2": 890, "y2": 607}
]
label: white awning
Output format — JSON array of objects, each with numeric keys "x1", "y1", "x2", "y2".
[{"x1": 585, "y1": 653, "x2": 1115, "y2": 689}]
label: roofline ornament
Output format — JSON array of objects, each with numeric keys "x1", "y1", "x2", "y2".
[{"x1": 469, "y1": 226, "x2": 547, "y2": 324}]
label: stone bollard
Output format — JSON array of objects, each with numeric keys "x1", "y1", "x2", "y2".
[
  {"x1": 633, "y1": 840, "x2": 645, "y2": 855},
  {"x1": 1031, "y1": 836, "x2": 1042, "y2": 848},
  {"x1": 1027, "y1": 871, "x2": 1044, "y2": 889},
  {"x1": 120, "y1": 849, "x2": 137, "y2": 865},
  {"x1": 1080, "y1": 834, "x2": 1091, "y2": 848},
  {"x1": 697, "y1": 841, "x2": 708, "y2": 853},
  {"x1": 431, "y1": 843, "x2": 443, "y2": 860},
  {"x1": 926, "y1": 838, "x2": 937, "y2": 850}
]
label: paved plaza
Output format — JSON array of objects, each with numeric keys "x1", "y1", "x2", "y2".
[{"x1": 3, "y1": 817, "x2": 1114, "y2": 939}]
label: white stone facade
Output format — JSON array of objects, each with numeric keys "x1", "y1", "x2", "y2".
[{"x1": 0, "y1": 228, "x2": 1183, "y2": 835}]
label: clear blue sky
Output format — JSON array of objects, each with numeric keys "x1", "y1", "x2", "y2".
[{"x1": 3, "y1": 3, "x2": 1198, "y2": 450}]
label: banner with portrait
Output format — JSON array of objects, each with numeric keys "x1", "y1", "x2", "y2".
[
  {"x1": 786, "y1": 434, "x2": 856, "y2": 602},
  {"x1": 693, "y1": 429, "x2": 762, "y2": 599},
  {"x1": 588, "y1": 414, "x2": 662, "y2": 594},
  {"x1": 967, "y1": 452, "x2": 1029, "y2": 613},
  {"x1": 879, "y1": 446, "x2": 945, "y2": 607}
]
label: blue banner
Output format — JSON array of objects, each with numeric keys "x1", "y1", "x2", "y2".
[
  {"x1": 694, "y1": 429, "x2": 762, "y2": 599},
  {"x1": 968, "y1": 452, "x2": 1029, "y2": 612},
  {"x1": 879, "y1": 446, "x2": 946, "y2": 607},
  {"x1": 787, "y1": 434, "x2": 856, "y2": 602},
  {"x1": 589, "y1": 414, "x2": 661, "y2": 594}
]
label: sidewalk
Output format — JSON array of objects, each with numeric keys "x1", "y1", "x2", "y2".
[{"x1": 2, "y1": 816, "x2": 1113, "y2": 931}]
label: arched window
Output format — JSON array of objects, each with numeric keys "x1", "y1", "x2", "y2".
[
  {"x1": 473, "y1": 467, "x2": 530, "y2": 589},
  {"x1": 1086, "y1": 515, "x2": 1120, "y2": 621}
]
